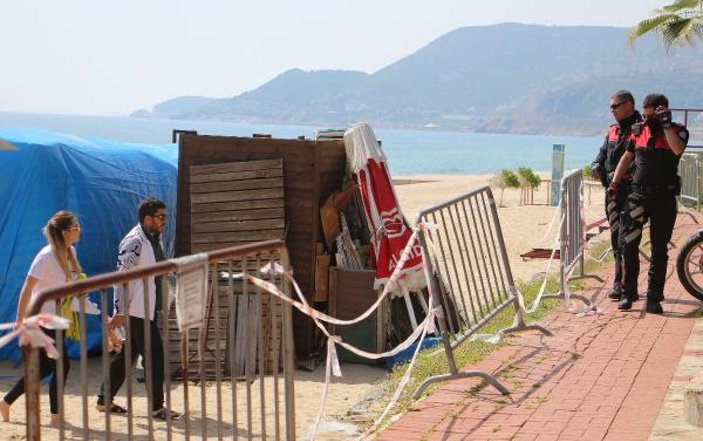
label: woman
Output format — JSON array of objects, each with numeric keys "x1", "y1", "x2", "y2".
[{"x1": 0, "y1": 211, "x2": 83, "y2": 424}]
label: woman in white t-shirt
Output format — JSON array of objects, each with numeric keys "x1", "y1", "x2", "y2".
[{"x1": 0, "y1": 211, "x2": 83, "y2": 425}]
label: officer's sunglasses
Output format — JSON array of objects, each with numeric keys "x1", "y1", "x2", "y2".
[{"x1": 610, "y1": 102, "x2": 627, "y2": 110}]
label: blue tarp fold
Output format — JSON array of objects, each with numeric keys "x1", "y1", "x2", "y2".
[{"x1": 0, "y1": 129, "x2": 177, "y2": 361}]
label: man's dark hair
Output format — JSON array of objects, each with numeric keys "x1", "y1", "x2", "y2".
[
  {"x1": 642, "y1": 93, "x2": 669, "y2": 108},
  {"x1": 611, "y1": 90, "x2": 635, "y2": 105},
  {"x1": 138, "y1": 196, "x2": 166, "y2": 223}
]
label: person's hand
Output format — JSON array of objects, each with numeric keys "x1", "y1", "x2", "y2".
[
  {"x1": 590, "y1": 163, "x2": 603, "y2": 180},
  {"x1": 606, "y1": 181, "x2": 619, "y2": 202},
  {"x1": 655, "y1": 106, "x2": 672, "y2": 129},
  {"x1": 108, "y1": 314, "x2": 125, "y2": 329}
]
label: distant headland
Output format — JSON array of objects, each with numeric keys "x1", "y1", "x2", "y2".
[{"x1": 133, "y1": 23, "x2": 703, "y2": 136}]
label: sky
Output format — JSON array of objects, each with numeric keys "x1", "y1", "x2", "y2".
[{"x1": 0, "y1": 0, "x2": 673, "y2": 116}]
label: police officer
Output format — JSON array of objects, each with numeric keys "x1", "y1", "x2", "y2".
[
  {"x1": 609, "y1": 93, "x2": 688, "y2": 313},
  {"x1": 591, "y1": 90, "x2": 642, "y2": 301}
]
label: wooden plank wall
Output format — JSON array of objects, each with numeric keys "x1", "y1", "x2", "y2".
[
  {"x1": 176, "y1": 135, "x2": 347, "y2": 358},
  {"x1": 189, "y1": 159, "x2": 285, "y2": 252},
  {"x1": 166, "y1": 159, "x2": 286, "y2": 378},
  {"x1": 167, "y1": 273, "x2": 284, "y2": 380}
]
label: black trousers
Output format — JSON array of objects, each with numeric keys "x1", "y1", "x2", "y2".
[
  {"x1": 621, "y1": 191, "x2": 677, "y2": 301},
  {"x1": 97, "y1": 316, "x2": 165, "y2": 411},
  {"x1": 605, "y1": 186, "x2": 629, "y2": 289},
  {"x1": 3, "y1": 330, "x2": 70, "y2": 415}
]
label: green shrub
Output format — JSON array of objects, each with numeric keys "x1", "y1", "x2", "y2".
[
  {"x1": 517, "y1": 167, "x2": 541, "y2": 189},
  {"x1": 501, "y1": 169, "x2": 520, "y2": 188},
  {"x1": 491, "y1": 169, "x2": 520, "y2": 206}
]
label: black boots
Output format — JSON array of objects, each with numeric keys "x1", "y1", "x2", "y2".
[
  {"x1": 618, "y1": 292, "x2": 640, "y2": 310},
  {"x1": 608, "y1": 286, "x2": 623, "y2": 300},
  {"x1": 646, "y1": 297, "x2": 664, "y2": 314},
  {"x1": 618, "y1": 292, "x2": 664, "y2": 314}
]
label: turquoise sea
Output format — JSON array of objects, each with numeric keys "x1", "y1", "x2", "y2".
[{"x1": 0, "y1": 111, "x2": 603, "y2": 176}]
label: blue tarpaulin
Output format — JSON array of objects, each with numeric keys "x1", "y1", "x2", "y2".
[{"x1": 0, "y1": 129, "x2": 178, "y2": 361}]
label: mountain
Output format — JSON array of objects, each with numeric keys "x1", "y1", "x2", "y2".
[{"x1": 134, "y1": 23, "x2": 703, "y2": 135}]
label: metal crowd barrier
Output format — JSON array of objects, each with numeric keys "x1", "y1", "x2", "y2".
[
  {"x1": 679, "y1": 152, "x2": 702, "y2": 211},
  {"x1": 543, "y1": 169, "x2": 603, "y2": 306},
  {"x1": 413, "y1": 186, "x2": 552, "y2": 397},
  {"x1": 671, "y1": 108, "x2": 703, "y2": 150},
  {"x1": 21, "y1": 239, "x2": 296, "y2": 441}
]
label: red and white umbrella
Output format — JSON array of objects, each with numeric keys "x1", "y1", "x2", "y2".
[{"x1": 343, "y1": 123, "x2": 426, "y2": 322}]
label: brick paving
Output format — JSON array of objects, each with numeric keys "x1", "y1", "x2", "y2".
[{"x1": 376, "y1": 215, "x2": 702, "y2": 441}]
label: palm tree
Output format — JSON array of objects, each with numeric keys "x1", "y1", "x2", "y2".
[{"x1": 629, "y1": 0, "x2": 703, "y2": 50}]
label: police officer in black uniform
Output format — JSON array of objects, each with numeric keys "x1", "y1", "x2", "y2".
[
  {"x1": 591, "y1": 90, "x2": 642, "y2": 301},
  {"x1": 609, "y1": 93, "x2": 688, "y2": 313}
]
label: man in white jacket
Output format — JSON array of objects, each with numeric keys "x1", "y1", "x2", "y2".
[{"x1": 96, "y1": 197, "x2": 180, "y2": 420}]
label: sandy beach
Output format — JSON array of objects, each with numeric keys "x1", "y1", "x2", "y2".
[
  {"x1": 0, "y1": 174, "x2": 608, "y2": 440},
  {"x1": 394, "y1": 173, "x2": 607, "y2": 283}
]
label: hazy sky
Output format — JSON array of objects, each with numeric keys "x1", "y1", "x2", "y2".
[{"x1": 1, "y1": 0, "x2": 671, "y2": 116}]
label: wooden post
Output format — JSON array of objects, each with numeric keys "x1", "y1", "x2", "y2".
[{"x1": 24, "y1": 346, "x2": 41, "y2": 440}]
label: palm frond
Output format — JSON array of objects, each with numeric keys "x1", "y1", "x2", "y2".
[
  {"x1": 661, "y1": 0, "x2": 702, "y2": 14},
  {"x1": 628, "y1": 14, "x2": 680, "y2": 46},
  {"x1": 629, "y1": 0, "x2": 703, "y2": 49}
]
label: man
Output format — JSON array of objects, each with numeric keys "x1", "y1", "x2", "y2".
[
  {"x1": 96, "y1": 197, "x2": 181, "y2": 420},
  {"x1": 609, "y1": 93, "x2": 688, "y2": 313},
  {"x1": 591, "y1": 90, "x2": 642, "y2": 301}
]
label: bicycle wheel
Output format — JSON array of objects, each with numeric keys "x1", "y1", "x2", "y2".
[{"x1": 676, "y1": 231, "x2": 703, "y2": 302}]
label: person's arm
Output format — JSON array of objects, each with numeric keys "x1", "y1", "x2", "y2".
[
  {"x1": 663, "y1": 126, "x2": 687, "y2": 156},
  {"x1": 111, "y1": 235, "x2": 143, "y2": 327},
  {"x1": 611, "y1": 150, "x2": 634, "y2": 185},
  {"x1": 15, "y1": 275, "x2": 39, "y2": 327},
  {"x1": 591, "y1": 136, "x2": 608, "y2": 186},
  {"x1": 656, "y1": 106, "x2": 687, "y2": 156}
]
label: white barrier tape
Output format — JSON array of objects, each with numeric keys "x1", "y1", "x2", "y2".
[
  {"x1": 304, "y1": 307, "x2": 435, "y2": 439},
  {"x1": 253, "y1": 221, "x2": 454, "y2": 439},
  {"x1": 249, "y1": 271, "x2": 440, "y2": 362},
  {"x1": 588, "y1": 246, "x2": 612, "y2": 263},
  {"x1": 532, "y1": 196, "x2": 564, "y2": 249},
  {"x1": 0, "y1": 313, "x2": 70, "y2": 359},
  {"x1": 470, "y1": 333, "x2": 502, "y2": 345},
  {"x1": 309, "y1": 337, "x2": 344, "y2": 440},
  {"x1": 355, "y1": 224, "x2": 442, "y2": 440},
  {"x1": 252, "y1": 223, "x2": 440, "y2": 440},
  {"x1": 255, "y1": 226, "x2": 429, "y2": 328},
  {"x1": 358, "y1": 308, "x2": 435, "y2": 440},
  {"x1": 523, "y1": 211, "x2": 565, "y2": 314}
]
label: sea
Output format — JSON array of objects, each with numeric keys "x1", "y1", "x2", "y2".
[{"x1": 0, "y1": 111, "x2": 604, "y2": 176}]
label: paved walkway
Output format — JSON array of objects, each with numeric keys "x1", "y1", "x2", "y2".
[{"x1": 377, "y1": 214, "x2": 703, "y2": 441}]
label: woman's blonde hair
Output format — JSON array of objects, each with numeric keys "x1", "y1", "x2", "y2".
[{"x1": 44, "y1": 210, "x2": 82, "y2": 281}]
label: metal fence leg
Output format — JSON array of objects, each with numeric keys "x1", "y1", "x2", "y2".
[
  {"x1": 413, "y1": 304, "x2": 512, "y2": 398},
  {"x1": 500, "y1": 293, "x2": 554, "y2": 338}
]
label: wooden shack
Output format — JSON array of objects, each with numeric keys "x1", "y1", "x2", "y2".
[{"x1": 175, "y1": 133, "x2": 347, "y2": 359}]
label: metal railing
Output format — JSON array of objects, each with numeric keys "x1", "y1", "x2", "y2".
[
  {"x1": 543, "y1": 169, "x2": 603, "y2": 306},
  {"x1": 413, "y1": 186, "x2": 552, "y2": 397},
  {"x1": 679, "y1": 152, "x2": 702, "y2": 210},
  {"x1": 21, "y1": 239, "x2": 295, "y2": 440},
  {"x1": 671, "y1": 108, "x2": 703, "y2": 150}
]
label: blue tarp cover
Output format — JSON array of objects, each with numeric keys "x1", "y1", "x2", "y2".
[{"x1": 0, "y1": 129, "x2": 178, "y2": 361}]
